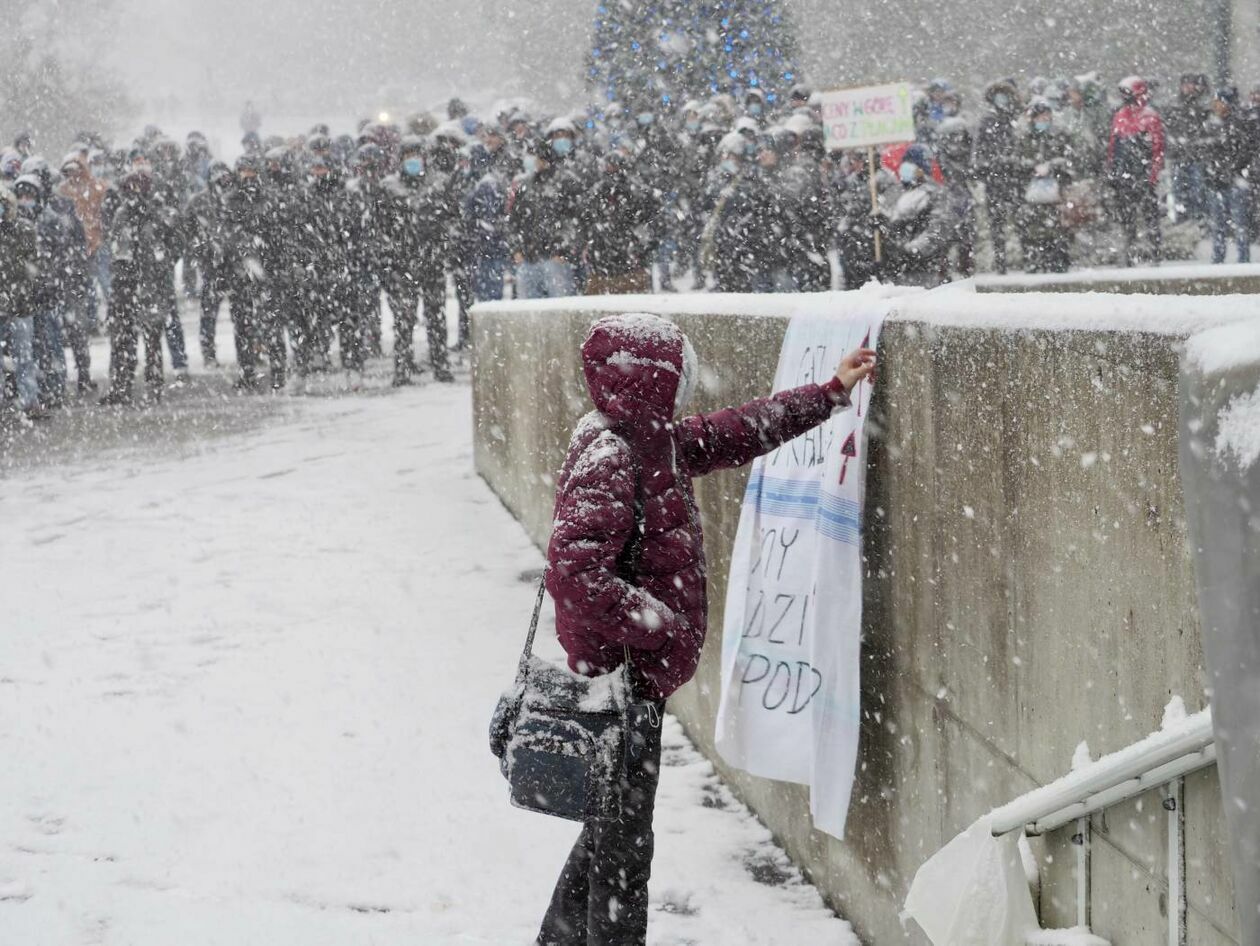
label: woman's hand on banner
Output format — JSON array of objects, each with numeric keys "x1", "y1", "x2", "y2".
[{"x1": 836, "y1": 348, "x2": 877, "y2": 394}]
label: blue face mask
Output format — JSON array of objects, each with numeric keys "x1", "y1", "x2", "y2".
[
  {"x1": 748, "y1": 103, "x2": 762, "y2": 116},
  {"x1": 636, "y1": 112, "x2": 654, "y2": 127},
  {"x1": 1034, "y1": 120, "x2": 1051, "y2": 133},
  {"x1": 402, "y1": 157, "x2": 424, "y2": 176},
  {"x1": 899, "y1": 163, "x2": 919, "y2": 185},
  {"x1": 994, "y1": 93, "x2": 1012, "y2": 110},
  {"x1": 551, "y1": 137, "x2": 573, "y2": 157},
  {"x1": 685, "y1": 120, "x2": 701, "y2": 133},
  {"x1": 523, "y1": 155, "x2": 538, "y2": 175},
  {"x1": 720, "y1": 159, "x2": 739, "y2": 175}
]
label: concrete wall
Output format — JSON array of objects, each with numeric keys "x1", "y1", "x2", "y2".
[{"x1": 471, "y1": 296, "x2": 1239, "y2": 945}]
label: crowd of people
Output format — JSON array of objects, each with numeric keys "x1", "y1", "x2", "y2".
[{"x1": 2, "y1": 70, "x2": 1258, "y2": 420}]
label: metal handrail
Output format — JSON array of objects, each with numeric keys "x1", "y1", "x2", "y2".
[
  {"x1": 989, "y1": 710, "x2": 1214, "y2": 837},
  {"x1": 986, "y1": 708, "x2": 1214, "y2": 946}
]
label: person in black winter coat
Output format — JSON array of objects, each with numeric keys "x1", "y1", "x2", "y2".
[
  {"x1": 579, "y1": 150, "x2": 659, "y2": 294},
  {"x1": 508, "y1": 138, "x2": 585, "y2": 298},
  {"x1": 301, "y1": 154, "x2": 354, "y2": 371},
  {"x1": 13, "y1": 172, "x2": 88, "y2": 407},
  {"x1": 221, "y1": 156, "x2": 274, "y2": 391},
  {"x1": 462, "y1": 134, "x2": 513, "y2": 305},
  {"x1": 1165, "y1": 73, "x2": 1213, "y2": 222},
  {"x1": 149, "y1": 140, "x2": 191, "y2": 381},
  {"x1": 260, "y1": 147, "x2": 310, "y2": 386},
  {"x1": 53, "y1": 156, "x2": 97, "y2": 395},
  {"x1": 183, "y1": 161, "x2": 234, "y2": 366},
  {"x1": 381, "y1": 136, "x2": 460, "y2": 384},
  {"x1": 1204, "y1": 87, "x2": 1257, "y2": 263},
  {"x1": 344, "y1": 144, "x2": 391, "y2": 373},
  {"x1": 935, "y1": 117, "x2": 977, "y2": 277},
  {"x1": 1017, "y1": 101, "x2": 1079, "y2": 273},
  {"x1": 972, "y1": 79, "x2": 1024, "y2": 273},
  {"x1": 778, "y1": 126, "x2": 832, "y2": 292},
  {"x1": 101, "y1": 170, "x2": 180, "y2": 404}
]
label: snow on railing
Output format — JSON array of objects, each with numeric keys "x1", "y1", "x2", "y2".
[{"x1": 904, "y1": 699, "x2": 1216, "y2": 946}]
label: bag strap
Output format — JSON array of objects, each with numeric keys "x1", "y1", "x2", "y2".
[
  {"x1": 515, "y1": 578, "x2": 548, "y2": 683},
  {"x1": 517, "y1": 444, "x2": 646, "y2": 686}
]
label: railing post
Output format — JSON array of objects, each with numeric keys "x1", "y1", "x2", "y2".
[
  {"x1": 1164, "y1": 778, "x2": 1187, "y2": 946},
  {"x1": 1072, "y1": 816, "x2": 1092, "y2": 929}
]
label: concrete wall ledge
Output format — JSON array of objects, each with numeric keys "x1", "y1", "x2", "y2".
[
  {"x1": 472, "y1": 286, "x2": 1252, "y2": 945},
  {"x1": 975, "y1": 262, "x2": 1260, "y2": 295}
]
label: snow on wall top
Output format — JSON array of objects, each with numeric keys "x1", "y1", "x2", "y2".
[
  {"x1": 1183, "y1": 319, "x2": 1260, "y2": 377},
  {"x1": 475, "y1": 279, "x2": 1260, "y2": 338},
  {"x1": 977, "y1": 261, "x2": 1260, "y2": 289}
]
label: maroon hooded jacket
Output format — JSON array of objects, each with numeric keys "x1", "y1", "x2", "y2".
[{"x1": 545, "y1": 313, "x2": 850, "y2": 700}]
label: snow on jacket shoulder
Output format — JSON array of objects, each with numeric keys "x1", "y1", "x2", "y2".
[{"x1": 546, "y1": 313, "x2": 850, "y2": 700}]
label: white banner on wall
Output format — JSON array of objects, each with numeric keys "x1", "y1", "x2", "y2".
[{"x1": 714, "y1": 299, "x2": 888, "y2": 841}]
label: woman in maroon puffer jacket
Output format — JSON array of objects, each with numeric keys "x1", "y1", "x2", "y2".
[{"x1": 537, "y1": 312, "x2": 875, "y2": 946}]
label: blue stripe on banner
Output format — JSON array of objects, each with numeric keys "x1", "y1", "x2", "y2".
[{"x1": 743, "y1": 473, "x2": 861, "y2": 545}]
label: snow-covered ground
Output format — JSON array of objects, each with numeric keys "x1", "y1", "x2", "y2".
[{"x1": 0, "y1": 313, "x2": 857, "y2": 944}]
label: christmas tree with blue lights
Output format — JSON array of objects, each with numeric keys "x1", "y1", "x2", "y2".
[{"x1": 586, "y1": 1, "x2": 801, "y2": 111}]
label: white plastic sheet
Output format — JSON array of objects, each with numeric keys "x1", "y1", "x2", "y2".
[{"x1": 902, "y1": 817, "x2": 1040, "y2": 946}]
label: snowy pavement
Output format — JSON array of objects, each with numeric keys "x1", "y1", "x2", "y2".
[{"x1": 0, "y1": 351, "x2": 857, "y2": 944}]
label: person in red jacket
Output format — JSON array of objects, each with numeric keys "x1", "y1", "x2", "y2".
[
  {"x1": 538, "y1": 312, "x2": 875, "y2": 946},
  {"x1": 1107, "y1": 75, "x2": 1166, "y2": 266}
]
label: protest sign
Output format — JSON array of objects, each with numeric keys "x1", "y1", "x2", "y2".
[
  {"x1": 819, "y1": 82, "x2": 915, "y2": 151},
  {"x1": 714, "y1": 298, "x2": 889, "y2": 841}
]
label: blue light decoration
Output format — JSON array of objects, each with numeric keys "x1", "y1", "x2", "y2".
[{"x1": 587, "y1": 0, "x2": 800, "y2": 109}]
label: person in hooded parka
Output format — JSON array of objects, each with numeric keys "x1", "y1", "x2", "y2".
[{"x1": 536, "y1": 312, "x2": 876, "y2": 946}]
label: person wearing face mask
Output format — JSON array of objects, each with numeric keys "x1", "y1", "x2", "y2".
[
  {"x1": 873, "y1": 144, "x2": 954, "y2": 288},
  {"x1": 1017, "y1": 100, "x2": 1078, "y2": 273},
  {"x1": 507, "y1": 125, "x2": 585, "y2": 299},
  {"x1": 0, "y1": 185, "x2": 41, "y2": 420},
  {"x1": 973, "y1": 78, "x2": 1024, "y2": 273},
  {"x1": 380, "y1": 136, "x2": 459, "y2": 384},
  {"x1": 536, "y1": 311, "x2": 875, "y2": 946},
  {"x1": 626, "y1": 100, "x2": 680, "y2": 291}
]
